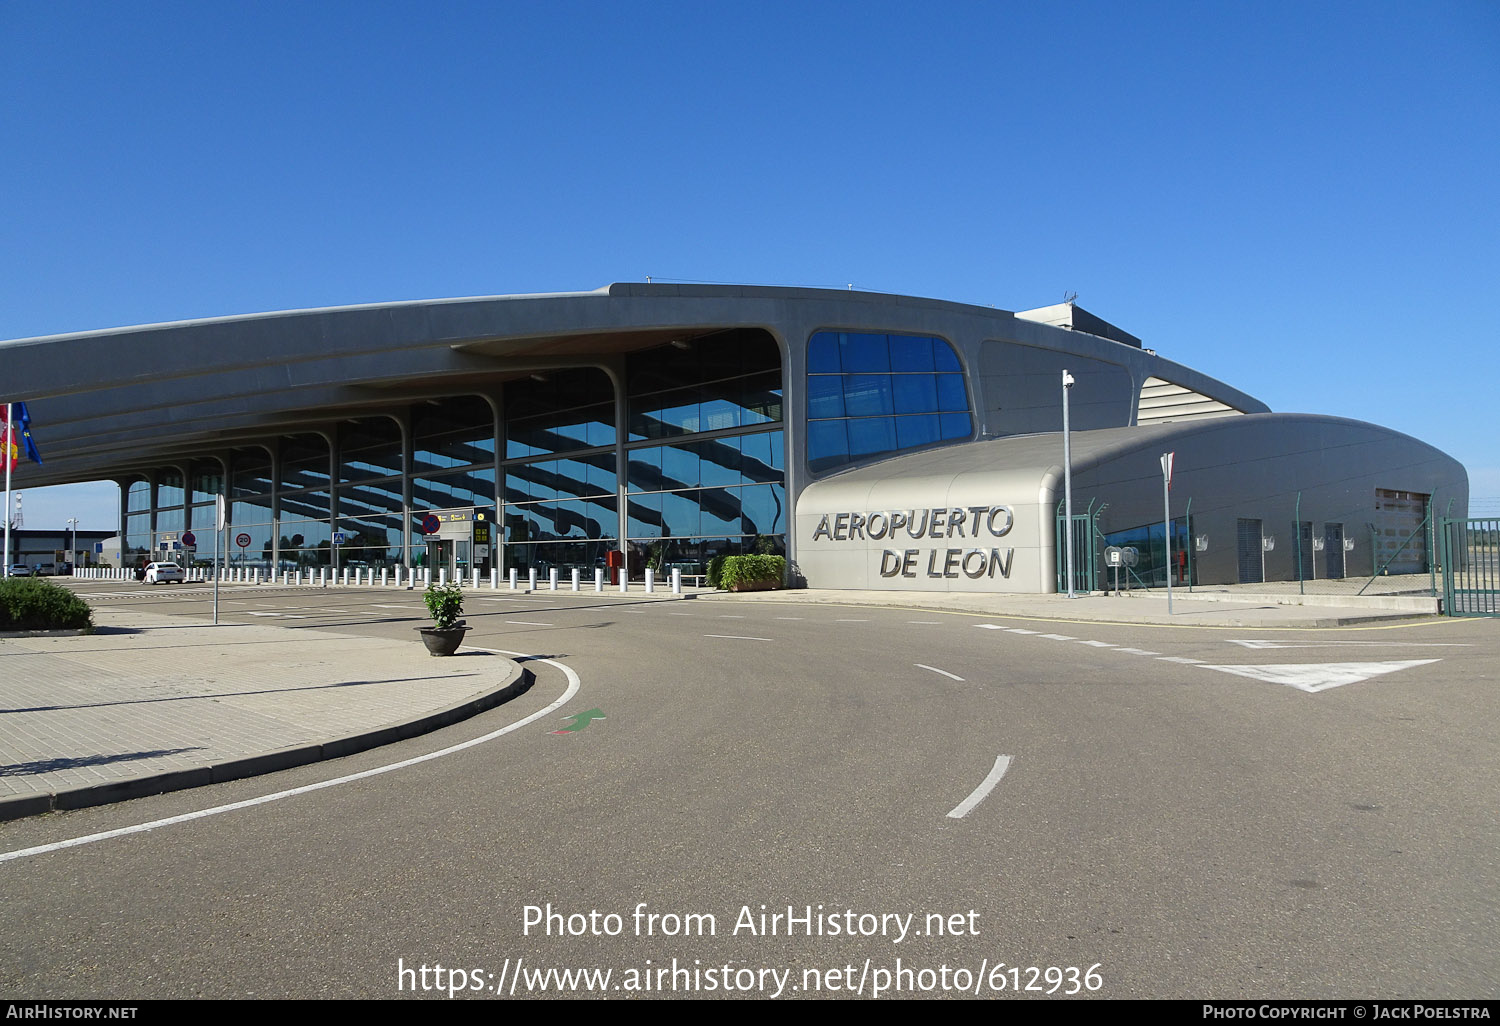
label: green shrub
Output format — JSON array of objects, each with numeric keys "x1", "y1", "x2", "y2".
[
  {"x1": 0, "y1": 577, "x2": 94, "y2": 631},
  {"x1": 423, "y1": 581, "x2": 465, "y2": 629},
  {"x1": 705, "y1": 554, "x2": 727, "y2": 589},
  {"x1": 718, "y1": 554, "x2": 785, "y2": 590}
]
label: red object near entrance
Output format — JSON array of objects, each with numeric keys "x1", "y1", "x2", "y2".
[{"x1": 605, "y1": 549, "x2": 624, "y2": 584}]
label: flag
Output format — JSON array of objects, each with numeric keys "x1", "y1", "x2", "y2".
[
  {"x1": 0, "y1": 407, "x2": 15, "y2": 472},
  {"x1": 15, "y1": 402, "x2": 42, "y2": 464}
]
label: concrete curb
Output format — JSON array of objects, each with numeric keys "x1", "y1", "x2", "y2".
[{"x1": 0, "y1": 656, "x2": 530, "y2": 823}]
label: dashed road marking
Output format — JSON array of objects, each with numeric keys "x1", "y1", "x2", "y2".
[{"x1": 703, "y1": 634, "x2": 774, "y2": 642}]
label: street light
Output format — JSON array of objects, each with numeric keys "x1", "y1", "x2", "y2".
[
  {"x1": 1062, "y1": 370, "x2": 1076, "y2": 598},
  {"x1": 66, "y1": 517, "x2": 79, "y2": 573}
]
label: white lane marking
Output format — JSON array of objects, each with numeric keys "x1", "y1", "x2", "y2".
[
  {"x1": 908, "y1": 621, "x2": 942, "y2": 624},
  {"x1": 1038, "y1": 633, "x2": 1075, "y2": 641},
  {"x1": 702, "y1": 634, "x2": 774, "y2": 642},
  {"x1": 718, "y1": 615, "x2": 746, "y2": 619},
  {"x1": 1200, "y1": 659, "x2": 1439, "y2": 693},
  {"x1": 1112, "y1": 648, "x2": 1160, "y2": 656},
  {"x1": 946, "y1": 755, "x2": 1012, "y2": 819},
  {"x1": 916, "y1": 664, "x2": 965, "y2": 682},
  {"x1": 974, "y1": 624, "x2": 1008, "y2": 630},
  {"x1": 835, "y1": 619, "x2": 870, "y2": 623},
  {"x1": 666, "y1": 612, "x2": 693, "y2": 616},
  {"x1": 0, "y1": 650, "x2": 579, "y2": 865},
  {"x1": 775, "y1": 617, "x2": 805, "y2": 620},
  {"x1": 1079, "y1": 640, "x2": 1116, "y2": 648},
  {"x1": 1228, "y1": 640, "x2": 1471, "y2": 650},
  {"x1": 1158, "y1": 656, "x2": 1206, "y2": 664},
  {"x1": 505, "y1": 621, "x2": 553, "y2": 627},
  {"x1": 1008, "y1": 629, "x2": 1039, "y2": 635}
]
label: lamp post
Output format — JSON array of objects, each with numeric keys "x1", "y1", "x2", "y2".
[
  {"x1": 1062, "y1": 370, "x2": 1076, "y2": 598},
  {"x1": 66, "y1": 517, "x2": 79, "y2": 572}
]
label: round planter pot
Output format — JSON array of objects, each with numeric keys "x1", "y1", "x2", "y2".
[{"x1": 418, "y1": 625, "x2": 469, "y2": 656}]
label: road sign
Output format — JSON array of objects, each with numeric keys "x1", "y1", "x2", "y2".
[
  {"x1": 421, "y1": 514, "x2": 441, "y2": 535},
  {"x1": 182, "y1": 531, "x2": 196, "y2": 547},
  {"x1": 333, "y1": 531, "x2": 347, "y2": 545},
  {"x1": 236, "y1": 533, "x2": 251, "y2": 548}
]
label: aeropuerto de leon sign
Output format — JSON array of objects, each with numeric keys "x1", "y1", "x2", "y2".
[{"x1": 809, "y1": 505, "x2": 1016, "y2": 580}]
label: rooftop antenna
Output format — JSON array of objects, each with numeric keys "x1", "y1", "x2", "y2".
[{"x1": 1063, "y1": 291, "x2": 1078, "y2": 304}]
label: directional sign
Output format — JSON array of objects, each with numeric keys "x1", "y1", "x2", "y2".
[{"x1": 549, "y1": 709, "x2": 606, "y2": 735}]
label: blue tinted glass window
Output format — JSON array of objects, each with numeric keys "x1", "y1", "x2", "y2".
[
  {"x1": 889, "y1": 335, "x2": 935, "y2": 372},
  {"x1": 807, "y1": 333, "x2": 840, "y2": 373},
  {"x1": 840, "y1": 333, "x2": 890, "y2": 373},
  {"x1": 940, "y1": 413, "x2": 972, "y2": 440},
  {"x1": 933, "y1": 342, "x2": 963, "y2": 372},
  {"x1": 843, "y1": 375, "x2": 894, "y2": 417},
  {"x1": 807, "y1": 374, "x2": 845, "y2": 418},
  {"x1": 807, "y1": 420, "x2": 849, "y2": 468},
  {"x1": 936, "y1": 375, "x2": 969, "y2": 412},
  {"x1": 896, "y1": 415, "x2": 942, "y2": 450},
  {"x1": 847, "y1": 417, "x2": 897, "y2": 457},
  {"x1": 892, "y1": 374, "x2": 939, "y2": 414}
]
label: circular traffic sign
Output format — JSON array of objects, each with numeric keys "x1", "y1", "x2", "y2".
[
  {"x1": 182, "y1": 531, "x2": 196, "y2": 547},
  {"x1": 421, "y1": 514, "x2": 441, "y2": 535},
  {"x1": 236, "y1": 533, "x2": 252, "y2": 548}
]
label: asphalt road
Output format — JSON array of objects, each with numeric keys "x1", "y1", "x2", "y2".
[{"x1": 2, "y1": 583, "x2": 1497, "y2": 999}]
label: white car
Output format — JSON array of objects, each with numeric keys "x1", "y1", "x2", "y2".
[{"x1": 144, "y1": 561, "x2": 185, "y2": 584}]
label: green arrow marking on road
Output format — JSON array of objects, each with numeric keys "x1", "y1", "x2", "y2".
[{"x1": 549, "y1": 709, "x2": 606, "y2": 734}]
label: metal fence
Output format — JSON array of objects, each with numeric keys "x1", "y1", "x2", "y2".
[{"x1": 1441, "y1": 518, "x2": 1500, "y2": 617}]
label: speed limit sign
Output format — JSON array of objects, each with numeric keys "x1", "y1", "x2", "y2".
[{"x1": 236, "y1": 533, "x2": 252, "y2": 548}]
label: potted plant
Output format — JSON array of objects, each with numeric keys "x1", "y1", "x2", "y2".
[
  {"x1": 418, "y1": 581, "x2": 468, "y2": 656},
  {"x1": 718, "y1": 554, "x2": 786, "y2": 592}
]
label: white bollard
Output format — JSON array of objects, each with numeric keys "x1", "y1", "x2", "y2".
[
  {"x1": 473, "y1": 568, "x2": 480, "y2": 589},
  {"x1": 490, "y1": 568, "x2": 498, "y2": 590},
  {"x1": 595, "y1": 568, "x2": 604, "y2": 592},
  {"x1": 528, "y1": 568, "x2": 537, "y2": 591},
  {"x1": 295, "y1": 570, "x2": 303, "y2": 586},
  {"x1": 549, "y1": 568, "x2": 558, "y2": 591},
  {"x1": 645, "y1": 568, "x2": 655, "y2": 594},
  {"x1": 672, "y1": 567, "x2": 682, "y2": 594},
  {"x1": 619, "y1": 570, "x2": 628, "y2": 593},
  {"x1": 424, "y1": 567, "x2": 432, "y2": 586},
  {"x1": 509, "y1": 568, "x2": 518, "y2": 590},
  {"x1": 439, "y1": 568, "x2": 447, "y2": 586},
  {"x1": 394, "y1": 565, "x2": 404, "y2": 587},
  {"x1": 380, "y1": 568, "x2": 388, "y2": 587},
  {"x1": 571, "y1": 568, "x2": 580, "y2": 592}
]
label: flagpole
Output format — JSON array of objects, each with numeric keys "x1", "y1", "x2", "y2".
[{"x1": 4, "y1": 403, "x2": 12, "y2": 577}]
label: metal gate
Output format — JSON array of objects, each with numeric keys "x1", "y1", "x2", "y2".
[
  {"x1": 1055, "y1": 505, "x2": 1102, "y2": 594},
  {"x1": 1236, "y1": 518, "x2": 1264, "y2": 584},
  {"x1": 1442, "y1": 518, "x2": 1500, "y2": 617}
]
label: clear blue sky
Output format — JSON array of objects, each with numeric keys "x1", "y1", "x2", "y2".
[{"x1": 3, "y1": 0, "x2": 1497, "y2": 530}]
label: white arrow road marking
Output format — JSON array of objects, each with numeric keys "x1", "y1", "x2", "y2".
[
  {"x1": 1200, "y1": 659, "x2": 1440, "y2": 693},
  {"x1": 1228, "y1": 640, "x2": 1471, "y2": 650},
  {"x1": 915, "y1": 664, "x2": 965, "y2": 681},
  {"x1": 947, "y1": 755, "x2": 1012, "y2": 819}
]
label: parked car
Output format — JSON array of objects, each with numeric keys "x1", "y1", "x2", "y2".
[
  {"x1": 7, "y1": 563, "x2": 32, "y2": 577},
  {"x1": 32, "y1": 563, "x2": 56, "y2": 576},
  {"x1": 144, "y1": 561, "x2": 186, "y2": 584}
]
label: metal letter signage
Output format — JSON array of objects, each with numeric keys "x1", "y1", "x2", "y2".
[{"x1": 818, "y1": 504, "x2": 1017, "y2": 584}]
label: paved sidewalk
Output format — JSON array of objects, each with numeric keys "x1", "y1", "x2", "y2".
[{"x1": 0, "y1": 607, "x2": 525, "y2": 820}]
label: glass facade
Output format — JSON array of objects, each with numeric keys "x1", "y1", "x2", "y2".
[
  {"x1": 125, "y1": 330, "x2": 788, "y2": 577},
  {"x1": 806, "y1": 331, "x2": 971, "y2": 473}
]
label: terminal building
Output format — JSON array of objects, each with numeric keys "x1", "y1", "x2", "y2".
[{"x1": 1, "y1": 284, "x2": 1467, "y2": 592}]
